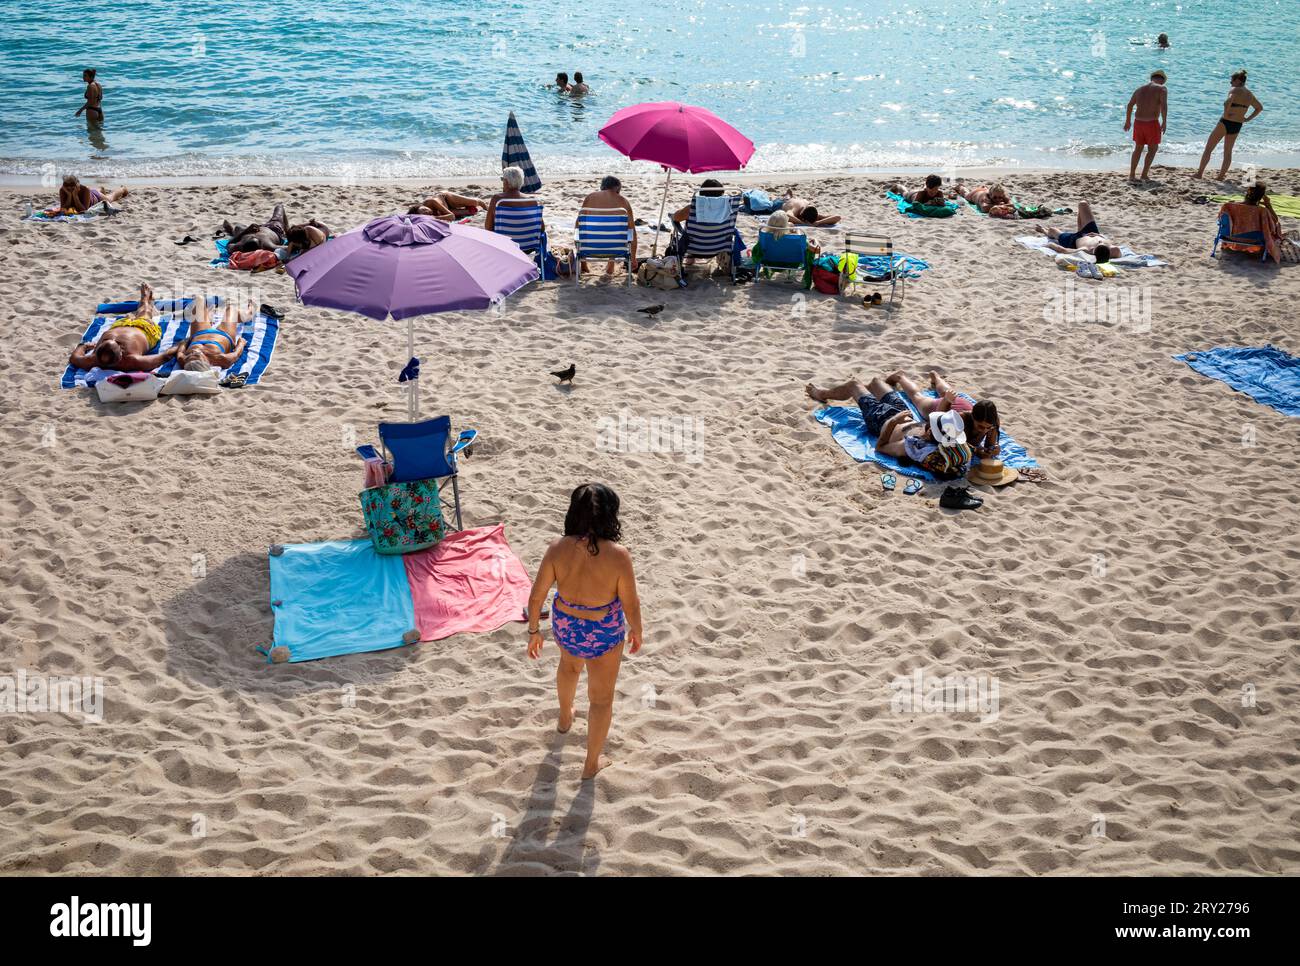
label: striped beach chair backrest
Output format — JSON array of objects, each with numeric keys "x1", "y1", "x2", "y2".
[
  {"x1": 492, "y1": 199, "x2": 544, "y2": 253},
  {"x1": 574, "y1": 207, "x2": 632, "y2": 258},
  {"x1": 844, "y1": 232, "x2": 893, "y2": 260},
  {"x1": 684, "y1": 194, "x2": 741, "y2": 257}
]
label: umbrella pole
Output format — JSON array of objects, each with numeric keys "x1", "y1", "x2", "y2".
[
  {"x1": 652, "y1": 168, "x2": 672, "y2": 257},
  {"x1": 407, "y1": 318, "x2": 418, "y2": 421}
]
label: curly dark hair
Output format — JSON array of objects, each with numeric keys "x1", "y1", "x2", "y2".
[{"x1": 564, "y1": 483, "x2": 622, "y2": 555}]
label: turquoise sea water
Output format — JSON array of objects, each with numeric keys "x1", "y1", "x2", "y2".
[{"x1": 1, "y1": 0, "x2": 1298, "y2": 179}]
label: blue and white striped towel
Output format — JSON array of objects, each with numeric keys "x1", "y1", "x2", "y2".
[{"x1": 59, "y1": 295, "x2": 280, "y2": 389}]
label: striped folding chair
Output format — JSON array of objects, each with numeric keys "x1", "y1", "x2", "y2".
[
  {"x1": 673, "y1": 193, "x2": 741, "y2": 282},
  {"x1": 491, "y1": 198, "x2": 547, "y2": 276},
  {"x1": 842, "y1": 232, "x2": 905, "y2": 303},
  {"x1": 571, "y1": 207, "x2": 634, "y2": 285}
]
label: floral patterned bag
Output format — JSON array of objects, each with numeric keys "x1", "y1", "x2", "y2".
[{"x1": 360, "y1": 479, "x2": 444, "y2": 554}]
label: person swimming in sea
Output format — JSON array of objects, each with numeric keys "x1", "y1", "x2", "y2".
[
  {"x1": 526, "y1": 483, "x2": 644, "y2": 781},
  {"x1": 569, "y1": 71, "x2": 589, "y2": 95},
  {"x1": 551, "y1": 71, "x2": 571, "y2": 93},
  {"x1": 1195, "y1": 69, "x2": 1263, "y2": 180}
]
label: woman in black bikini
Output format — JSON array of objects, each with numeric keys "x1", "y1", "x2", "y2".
[{"x1": 1196, "y1": 70, "x2": 1263, "y2": 180}]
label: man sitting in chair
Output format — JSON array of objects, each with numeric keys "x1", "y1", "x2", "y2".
[
  {"x1": 578, "y1": 175, "x2": 637, "y2": 277},
  {"x1": 68, "y1": 283, "x2": 180, "y2": 373},
  {"x1": 806, "y1": 374, "x2": 973, "y2": 479},
  {"x1": 485, "y1": 165, "x2": 545, "y2": 233}
]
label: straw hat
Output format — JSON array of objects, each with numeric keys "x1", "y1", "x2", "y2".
[
  {"x1": 766, "y1": 210, "x2": 792, "y2": 237},
  {"x1": 968, "y1": 458, "x2": 1019, "y2": 486}
]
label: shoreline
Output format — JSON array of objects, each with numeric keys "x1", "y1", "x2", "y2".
[{"x1": 0, "y1": 162, "x2": 1277, "y2": 192}]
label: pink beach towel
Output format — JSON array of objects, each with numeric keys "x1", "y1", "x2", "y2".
[{"x1": 404, "y1": 524, "x2": 531, "y2": 641}]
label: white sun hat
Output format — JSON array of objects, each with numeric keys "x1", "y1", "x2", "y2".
[{"x1": 929, "y1": 409, "x2": 967, "y2": 446}]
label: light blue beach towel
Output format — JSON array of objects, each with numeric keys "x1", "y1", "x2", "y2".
[
  {"x1": 264, "y1": 540, "x2": 418, "y2": 663},
  {"x1": 1175, "y1": 345, "x2": 1300, "y2": 417},
  {"x1": 59, "y1": 295, "x2": 280, "y2": 389},
  {"x1": 24, "y1": 201, "x2": 120, "y2": 223},
  {"x1": 814, "y1": 392, "x2": 1039, "y2": 480}
]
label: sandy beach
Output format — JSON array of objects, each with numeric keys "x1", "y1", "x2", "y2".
[{"x1": 1, "y1": 165, "x2": 1298, "y2": 876}]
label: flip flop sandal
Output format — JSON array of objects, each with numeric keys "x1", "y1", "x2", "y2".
[
  {"x1": 903, "y1": 479, "x2": 923, "y2": 495},
  {"x1": 881, "y1": 473, "x2": 897, "y2": 492},
  {"x1": 1016, "y1": 467, "x2": 1049, "y2": 483},
  {"x1": 220, "y1": 373, "x2": 248, "y2": 389},
  {"x1": 259, "y1": 303, "x2": 285, "y2": 320},
  {"x1": 174, "y1": 234, "x2": 199, "y2": 246}
]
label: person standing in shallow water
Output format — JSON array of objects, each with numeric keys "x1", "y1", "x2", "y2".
[
  {"x1": 75, "y1": 68, "x2": 103, "y2": 122},
  {"x1": 526, "y1": 483, "x2": 644, "y2": 780}
]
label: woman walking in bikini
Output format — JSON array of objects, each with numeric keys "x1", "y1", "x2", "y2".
[
  {"x1": 526, "y1": 483, "x2": 644, "y2": 780},
  {"x1": 1196, "y1": 69, "x2": 1263, "y2": 180}
]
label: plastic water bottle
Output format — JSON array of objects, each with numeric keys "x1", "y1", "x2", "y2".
[{"x1": 24, "y1": 200, "x2": 32, "y2": 219}]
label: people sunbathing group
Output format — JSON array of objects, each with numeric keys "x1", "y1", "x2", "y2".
[
  {"x1": 221, "y1": 204, "x2": 331, "y2": 258},
  {"x1": 68, "y1": 283, "x2": 254, "y2": 373},
  {"x1": 805, "y1": 370, "x2": 1004, "y2": 482}
]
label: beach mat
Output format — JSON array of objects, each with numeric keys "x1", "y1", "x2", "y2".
[
  {"x1": 265, "y1": 525, "x2": 531, "y2": 663},
  {"x1": 266, "y1": 540, "x2": 419, "y2": 663},
  {"x1": 24, "y1": 201, "x2": 121, "y2": 223},
  {"x1": 1210, "y1": 194, "x2": 1300, "y2": 219},
  {"x1": 886, "y1": 191, "x2": 959, "y2": 218},
  {"x1": 404, "y1": 524, "x2": 531, "y2": 641},
  {"x1": 814, "y1": 391, "x2": 1039, "y2": 480},
  {"x1": 1175, "y1": 345, "x2": 1300, "y2": 417},
  {"x1": 1014, "y1": 235, "x2": 1168, "y2": 269},
  {"x1": 59, "y1": 295, "x2": 280, "y2": 389}
]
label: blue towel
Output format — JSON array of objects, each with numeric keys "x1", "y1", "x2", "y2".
[
  {"x1": 1175, "y1": 346, "x2": 1300, "y2": 417},
  {"x1": 814, "y1": 392, "x2": 1039, "y2": 480},
  {"x1": 59, "y1": 295, "x2": 280, "y2": 389},
  {"x1": 693, "y1": 194, "x2": 735, "y2": 225},
  {"x1": 886, "y1": 190, "x2": 959, "y2": 218},
  {"x1": 209, "y1": 237, "x2": 230, "y2": 267},
  {"x1": 264, "y1": 540, "x2": 418, "y2": 663},
  {"x1": 742, "y1": 188, "x2": 784, "y2": 215},
  {"x1": 855, "y1": 252, "x2": 931, "y2": 280}
]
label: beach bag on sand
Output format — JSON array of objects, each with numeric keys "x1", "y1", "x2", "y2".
[
  {"x1": 360, "y1": 478, "x2": 444, "y2": 554},
  {"x1": 637, "y1": 257, "x2": 682, "y2": 289},
  {"x1": 812, "y1": 266, "x2": 841, "y2": 294}
]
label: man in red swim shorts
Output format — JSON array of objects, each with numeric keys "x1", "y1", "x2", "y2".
[{"x1": 1125, "y1": 69, "x2": 1168, "y2": 182}]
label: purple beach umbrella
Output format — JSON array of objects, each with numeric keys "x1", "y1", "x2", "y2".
[{"x1": 287, "y1": 214, "x2": 539, "y2": 417}]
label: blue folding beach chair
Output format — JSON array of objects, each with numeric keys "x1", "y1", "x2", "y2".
[
  {"x1": 672, "y1": 193, "x2": 742, "y2": 282},
  {"x1": 492, "y1": 198, "x2": 548, "y2": 276},
  {"x1": 356, "y1": 416, "x2": 478, "y2": 531},
  {"x1": 571, "y1": 207, "x2": 634, "y2": 285},
  {"x1": 753, "y1": 228, "x2": 808, "y2": 283}
]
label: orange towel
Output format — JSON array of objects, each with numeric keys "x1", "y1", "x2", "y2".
[{"x1": 1220, "y1": 202, "x2": 1282, "y2": 263}]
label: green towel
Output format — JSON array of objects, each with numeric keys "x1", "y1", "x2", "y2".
[{"x1": 1210, "y1": 194, "x2": 1300, "y2": 219}]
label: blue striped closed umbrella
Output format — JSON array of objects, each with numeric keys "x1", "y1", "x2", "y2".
[{"x1": 502, "y1": 111, "x2": 542, "y2": 194}]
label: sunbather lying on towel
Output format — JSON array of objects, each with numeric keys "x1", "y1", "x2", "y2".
[
  {"x1": 409, "y1": 191, "x2": 487, "y2": 220},
  {"x1": 886, "y1": 369, "x2": 1002, "y2": 460},
  {"x1": 954, "y1": 182, "x2": 1011, "y2": 214},
  {"x1": 223, "y1": 203, "x2": 289, "y2": 255},
  {"x1": 781, "y1": 191, "x2": 842, "y2": 227},
  {"x1": 68, "y1": 283, "x2": 180, "y2": 372},
  {"x1": 57, "y1": 175, "x2": 128, "y2": 214},
  {"x1": 285, "y1": 219, "x2": 330, "y2": 256},
  {"x1": 1035, "y1": 201, "x2": 1118, "y2": 262},
  {"x1": 174, "y1": 296, "x2": 253, "y2": 371},
  {"x1": 806, "y1": 375, "x2": 973, "y2": 479},
  {"x1": 889, "y1": 174, "x2": 951, "y2": 206}
]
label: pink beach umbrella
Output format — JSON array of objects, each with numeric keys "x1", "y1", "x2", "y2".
[
  {"x1": 598, "y1": 101, "x2": 755, "y2": 254},
  {"x1": 287, "y1": 214, "x2": 538, "y2": 418}
]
